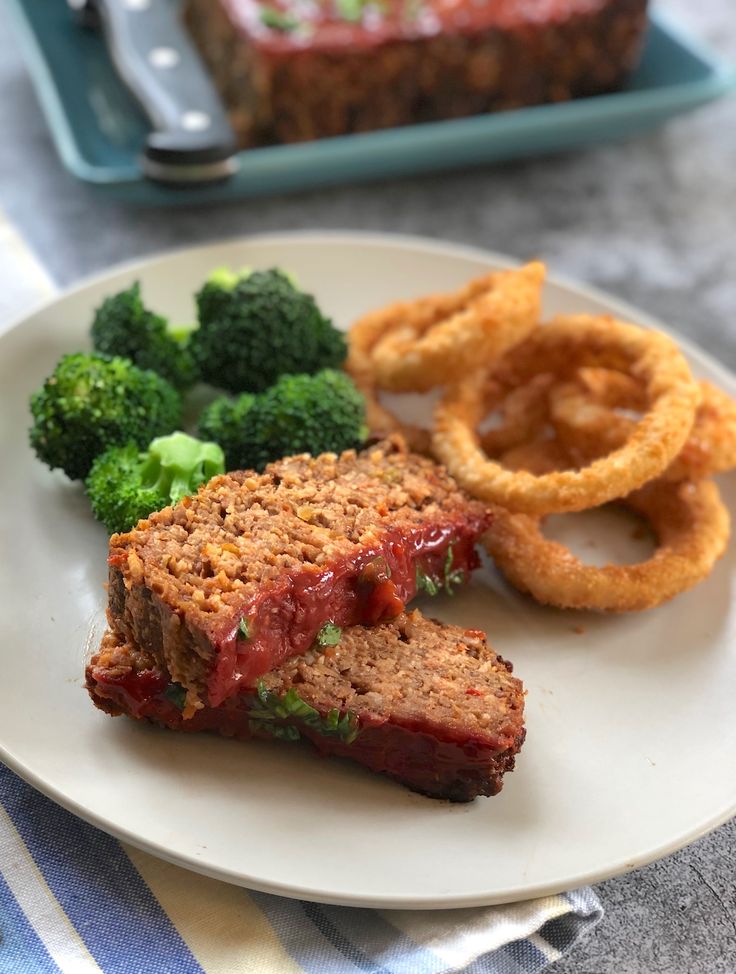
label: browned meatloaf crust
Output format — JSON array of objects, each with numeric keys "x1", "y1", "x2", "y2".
[
  {"x1": 183, "y1": 0, "x2": 649, "y2": 146},
  {"x1": 107, "y1": 439, "x2": 490, "y2": 709},
  {"x1": 87, "y1": 610, "x2": 525, "y2": 801}
]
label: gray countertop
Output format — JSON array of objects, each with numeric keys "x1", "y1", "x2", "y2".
[{"x1": 1, "y1": 1, "x2": 735, "y2": 970}]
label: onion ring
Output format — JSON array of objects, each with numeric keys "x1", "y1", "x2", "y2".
[
  {"x1": 673, "y1": 383, "x2": 736, "y2": 479},
  {"x1": 483, "y1": 477, "x2": 730, "y2": 612},
  {"x1": 344, "y1": 299, "x2": 432, "y2": 453},
  {"x1": 551, "y1": 375, "x2": 736, "y2": 482},
  {"x1": 497, "y1": 437, "x2": 573, "y2": 475},
  {"x1": 548, "y1": 372, "x2": 639, "y2": 461},
  {"x1": 365, "y1": 262, "x2": 545, "y2": 393},
  {"x1": 480, "y1": 374, "x2": 555, "y2": 456},
  {"x1": 433, "y1": 315, "x2": 700, "y2": 514}
]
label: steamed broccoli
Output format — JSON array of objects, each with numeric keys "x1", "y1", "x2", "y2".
[
  {"x1": 85, "y1": 431, "x2": 225, "y2": 535},
  {"x1": 190, "y1": 268, "x2": 347, "y2": 393},
  {"x1": 29, "y1": 353, "x2": 182, "y2": 481},
  {"x1": 91, "y1": 282, "x2": 198, "y2": 390},
  {"x1": 197, "y1": 391, "x2": 256, "y2": 458},
  {"x1": 198, "y1": 369, "x2": 367, "y2": 471},
  {"x1": 195, "y1": 266, "x2": 245, "y2": 331}
]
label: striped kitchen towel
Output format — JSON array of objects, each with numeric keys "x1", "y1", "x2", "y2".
[{"x1": 0, "y1": 763, "x2": 602, "y2": 974}]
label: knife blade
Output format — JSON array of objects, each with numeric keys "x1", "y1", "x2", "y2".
[{"x1": 69, "y1": 0, "x2": 239, "y2": 185}]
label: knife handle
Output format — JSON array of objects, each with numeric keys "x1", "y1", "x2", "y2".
[{"x1": 92, "y1": 0, "x2": 238, "y2": 183}]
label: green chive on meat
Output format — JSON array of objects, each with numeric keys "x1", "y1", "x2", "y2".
[
  {"x1": 316, "y1": 622, "x2": 342, "y2": 647},
  {"x1": 248, "y1": 681, "x2": 359, "y2": 745}
]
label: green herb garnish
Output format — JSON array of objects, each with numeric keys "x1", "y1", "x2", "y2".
[
  {"x1": 402, "y1": 0, "x2": 421, "y2": 20},
  {"x1": 443, "y1": 545, "x2": 465, "y2": 595},
  {"x1": 416, "y1": 545, "x2": 465, "y2": 597},
  {"x1": 248, "y1": 681, "x2": 360, "y2": 744},
  {"x1": 335, "y1": 0, "x2": 364, "y2": 20},
  {"x1": 164, "y1": 683, "x2": 187, "y2": 711},
  {"x1": 320, "y1": 708, "x2": 360, "y2": 743},
  {"x1": 316, "y1": 621, "x2": 342, "y2": 647},
  {"x1": 259, "y1": 6, "x2": 299, "y2": 31},
  {"x1": 237, "y1": 616, "x2": 251, "y2": 640},
  {"x1": 416, "y1": 565, "x2": 440, "y2": 597}
]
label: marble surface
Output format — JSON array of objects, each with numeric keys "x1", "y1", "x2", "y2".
[{"x1": 1, "y1": 0, "x2": 735, "y2": 970}]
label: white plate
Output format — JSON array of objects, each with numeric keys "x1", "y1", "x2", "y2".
[{"x1": 1, "y1": 233, "x2": 734, "y2": 909}]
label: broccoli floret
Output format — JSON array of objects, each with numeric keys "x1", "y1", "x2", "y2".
[
  {"x1": 194, "y1": 267, "x2": 244, "y2": 337},
  {"x1": 29, "y1": 353, "x2": 182, "y2": 481},
  {"x1": 198, "y1": 369, "x2": 367, "y2": 471},
  {"x1": 190, "y1": 268, "x2": 347, "y2": 393},
  {"x1": 91, "y1": 282, "x2": 198, "y2": 390},
  {"x1": 198, "y1": 391, "x2": 256, "y2": 464},
  {"x1": 85, "y1": 431, "x2": 225, "y2": 535}
]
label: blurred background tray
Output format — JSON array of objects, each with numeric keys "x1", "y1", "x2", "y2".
[{"x1": 8, "y1": 0, "x2": 735, "y2": 206}]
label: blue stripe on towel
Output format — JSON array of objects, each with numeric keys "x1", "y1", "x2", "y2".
[
  {"x1": 321, "y1": 905, "x2": 449, "y2": 974},
  {"x1": 0, "y1": 766, "x2": 203, "y2": 974},
  {"x1": 251, "y1": 890, "x2": 371, "y2": 974},
  {"x1": 539, "y1": 913, "x2": 585, "y2": 954},
  {"x1": 0, "y1": 870, "x2": 62, "y2": 974},
  {"x1": 463, "y1": 936, "x2": 548, "y2": 974},
  {"x1": 253, "y1": 893, "x2": 448, "y2": 974},
  {"x1": 302, "y1": 901, "x2": 395, "y2": 974}
]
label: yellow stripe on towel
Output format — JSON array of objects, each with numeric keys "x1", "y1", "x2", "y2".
[{"x1": 125, "y1": 845, "x2": 304, "y2": 974}]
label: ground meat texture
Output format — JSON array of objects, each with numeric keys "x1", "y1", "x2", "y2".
[
  {"x1": 107, "y1": 439, "x2": 490, "y2": 708},
  {"x1": 87, "y1": 611, "x2": 525, "y2": 801},
  {"x1": 183, "y1": 0, "x2": 649, "y2": 146}
]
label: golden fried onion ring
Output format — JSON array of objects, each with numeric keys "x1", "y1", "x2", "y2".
[
  {"x1": 366, "y1": 262, "x2": 545, "y2": 393},
  {"x1": 550, "y1": 375, "x2": 736, "y2": 482},
  {"x1": 433, "y1": 315, "x2": 701, "y2": 514},
  {"x1": 497, "y1": 436, "x2": 573, "y2": 476},
  {"x1": 480, "y1": 374, "x2": 555, "y2": 456},
  {"x1": 483, "y1": 478, "x2": 730, "y2": 612},
  {"x1": 344, "y1": 295, "x2": 432, "y2": 453}
]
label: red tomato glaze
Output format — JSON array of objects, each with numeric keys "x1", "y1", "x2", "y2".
[
  {"x1": 206, "y1": 516, "x2": 485, "y2": 705},
  {"x1": 87, "y1": 656, "x2": 522, "y2": 801}
]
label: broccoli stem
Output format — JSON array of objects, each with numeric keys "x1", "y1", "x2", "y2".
[
  {"x1": 139, "y1": 431, "x2": 225, "y2": 503},
  {"x1": 206, "y1": 267, "x2": 252, "y2": 291}
]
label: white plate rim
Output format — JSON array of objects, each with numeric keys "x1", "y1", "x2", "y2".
[{"x1": 4, "y1": 229, "x2": 736, "y2": 394}]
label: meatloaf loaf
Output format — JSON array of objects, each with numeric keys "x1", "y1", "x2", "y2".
[
  {"x1": 87, "y1": 610, "x2": 525, "y2": 801},
  {"x1": 184, "y1": 0, "x2": 649, "y2": 146},
  {"x1": 107, "y1": 439, "x2": 490, "y2": 709}
]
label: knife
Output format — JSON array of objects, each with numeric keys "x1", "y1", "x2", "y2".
[{"x1": 68, "y1": 0, "x2": 239, "y2": 185}]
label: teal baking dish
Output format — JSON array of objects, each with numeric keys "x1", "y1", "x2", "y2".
[{"x1": 7, "y1": 1, "x2": 735, "y2": 205}]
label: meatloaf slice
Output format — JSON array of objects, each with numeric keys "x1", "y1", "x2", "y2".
[
  {"x1": 107, "y1": 438, "x2": 490, "y2": 709},
  {"x1": 184, "y1": 0, "x2": 648, "y2": 146},
  {"x1": 87, "y1": 610, "x2": 525, "y2": 801}
]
